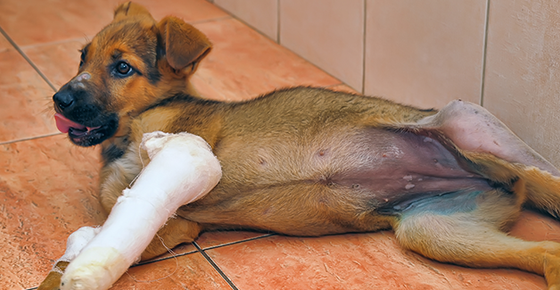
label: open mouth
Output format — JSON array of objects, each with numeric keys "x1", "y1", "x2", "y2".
[{"x1": 54, "y1": 113, "x2": 105, "y2": 146}]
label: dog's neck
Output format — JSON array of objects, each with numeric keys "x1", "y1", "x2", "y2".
[
  {"x1": 100, "y1": 134, "x2": 130, "y2": 165},
  {"x1": 185, "y1": 82, "x2": 202, "y2": 99}
]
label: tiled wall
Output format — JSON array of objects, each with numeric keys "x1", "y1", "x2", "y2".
[{"x1": 211, "y1": 0, "x2": 560, "y2": 167}]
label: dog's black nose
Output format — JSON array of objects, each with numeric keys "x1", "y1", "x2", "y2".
[{"x1": 53, "y1": 90, "x2": 75, "y2": 110}]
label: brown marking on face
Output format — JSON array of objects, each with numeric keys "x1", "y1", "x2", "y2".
[{"x1": 54, "y1": 1, "x2": 212, "y2": 146}]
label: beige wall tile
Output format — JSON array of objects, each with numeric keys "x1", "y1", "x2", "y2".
[
  {"x1": 279, "y1": 0, "x2": 364, "y2": 91},
  {"x1": 364, "y1": 0, "x2": 487, "y2": 109},
  {"x1": 214, "y1": 0, "x2": 278, "y2": 41},
  {"x1": 192, "y1": 18, "x2": 340, "y2": 101},
  {"x1": 483, "y1": 0, "x2": 560, "y2": 167}
]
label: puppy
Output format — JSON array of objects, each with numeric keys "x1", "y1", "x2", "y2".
[{"x1": 40, "y1": 2, "x2": 560, "y2": 289}]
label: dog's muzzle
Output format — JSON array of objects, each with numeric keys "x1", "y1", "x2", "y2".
[{"x1": 52, "y1": 73, "x2": 118, "y2": 147}]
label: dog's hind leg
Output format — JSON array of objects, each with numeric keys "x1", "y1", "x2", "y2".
[
  {"x1": 406, "y1": 100, "x2": 560, "y2": 219},
  {"x1": 393, "y1": 184, "x2": 560, "y2": 289},
  {"x1": 412, "y1": 100, "x2": 559, "y2": 176}
]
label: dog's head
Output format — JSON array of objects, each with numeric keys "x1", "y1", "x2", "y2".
[{"x1": 53, "y1": 1, "x2": 212, "y2": 147}]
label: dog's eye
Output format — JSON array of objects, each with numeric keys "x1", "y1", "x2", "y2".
[
  {"x1": 115, "y1": 61, "x2": 132, "y2": 75},
  {"x1": 79, "y1": 51, "x2": 86, "y2": 68}
]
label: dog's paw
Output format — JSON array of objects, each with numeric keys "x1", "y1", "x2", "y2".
[{"x1": 37, "y1": 261, "x2": 69, "y2": 290}]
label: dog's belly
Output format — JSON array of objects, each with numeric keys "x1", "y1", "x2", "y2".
[{"x1": 179, "y1": 126, "x2": 492, "y2": 235}]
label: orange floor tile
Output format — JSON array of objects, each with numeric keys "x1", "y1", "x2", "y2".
[{"x1": 0, "y1": 1, "x2": 558, "y2": 290}]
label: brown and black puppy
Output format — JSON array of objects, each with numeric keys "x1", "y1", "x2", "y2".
[{"x1": 40, "y1": 2, "x2": 560, "y2": 289}]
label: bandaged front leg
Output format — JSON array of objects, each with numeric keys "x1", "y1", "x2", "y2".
[{"x1": 60, "y1": 132, "x2": 222, "y2": 290}]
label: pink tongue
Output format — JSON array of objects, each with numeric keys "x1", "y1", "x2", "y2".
[{"x1": 54, "y1": 113, "x2": 87, "y2": 133}]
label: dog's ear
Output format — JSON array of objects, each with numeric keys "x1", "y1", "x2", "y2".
[
  {"x1": 113, "y1": 2, "x2": 153, "y2": 22},
  {"x1": 157, "y1": 16, "x2": 212, "y2": 73}
]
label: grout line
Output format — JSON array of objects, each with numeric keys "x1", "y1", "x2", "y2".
[
  {"x1": 17, "y1": 37, "x2": 90, "y2": 50},
  {"x1": 200, "y1": 233, "x2": 275, "y2": 251},
  {"x1": 361, "y1": 0, "x2": 367, "y2": 95},
  {"x1": 209, "y1": 3, "x2": 277, "y2": 43},
  {"x1": 25, "y1": 234, "x2": 273, "y2": 290},
  {"x1": 0, "y1": 132, "x2": 64, "y2": 146},
  {"x1": 137, "y1": 233, "x2": 275, "y2": 265},
  {"x1": 193, "y1": 242, "x2": 239, "y2": 290},
  {"x1": 200, "y1": 1, "x2": 346, "y2": 91},
  {"x1": 277, "y1": 0, "x2": 281, "y2": 44},
  {"x1": 219, "y1": 13, "x2": 277, "y2": 43},
  {"x1": 134, "y1": 249, "x2": 199, "y2": 267},
  {"x1": 479, "y1": 0, "x2": 491, "y2": 107},
  {"x1": 323, "y1": 82, "x2": 345, "y2": 88},
  {"x1": 0, "y1": 26, "x2": 57, "y2": 92}
]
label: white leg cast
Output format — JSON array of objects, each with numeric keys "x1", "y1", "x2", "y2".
[
  {"x1": 37, "y1": 227, "x2": 100, "y2": 290},
  {"x1": 53, "y1": 226, "x2": 101, "y2": 272},
  {"x1": 60, "y1": 132, "x2": 222, "y2": 290}
]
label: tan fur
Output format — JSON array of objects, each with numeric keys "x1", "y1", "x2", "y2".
[{"x1": 39, "y1": 2, "x2": 560, "y2": 290}]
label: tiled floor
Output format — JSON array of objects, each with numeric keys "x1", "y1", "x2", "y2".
[{"x1": 0, "y1": 0, "x2": 559, "y2": 289}]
